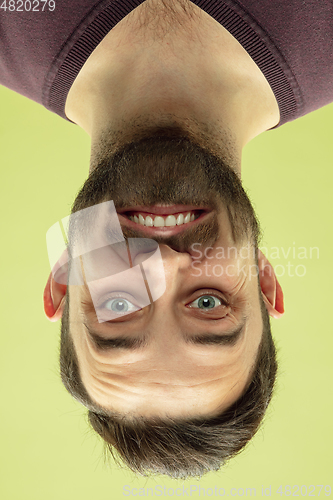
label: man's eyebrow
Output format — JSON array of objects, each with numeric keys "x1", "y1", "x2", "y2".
[
  {"x1": 84, "y1": 323, "x2": 148, "y2": 351},
  {"x1": 84, "y1": 321, "x2": 245, "y2": 351},
  {"x1": 185, "y1": 322, "x2": 245, "y2": 347}
]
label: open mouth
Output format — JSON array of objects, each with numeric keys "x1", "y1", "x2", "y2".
[{"x1": 116, "y1": 205, "x2": 212, "y2": 235}]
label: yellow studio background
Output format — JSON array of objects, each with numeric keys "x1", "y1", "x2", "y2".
[{"x1": 0, "y1": 84, "x2": 332, "y2": 499}]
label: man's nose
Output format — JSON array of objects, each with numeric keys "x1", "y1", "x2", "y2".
[
  {"x1": 158, "y1": 243, "x2": 193, "y2": 272},
  {"x1": 130, "y1": 242, "x2": 193, "y2": 301}
]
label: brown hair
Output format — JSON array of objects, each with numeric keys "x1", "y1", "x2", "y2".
[{"x1": 60, "y1": 290, "x2": 277, "y2": 479}]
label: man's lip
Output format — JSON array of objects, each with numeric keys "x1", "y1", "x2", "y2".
[
  {"x1": 116, "y1": 204, "x2": 210, "y2": 216},
  {"x1": 116, "y1": 207, "x2": 212, "y2": 237}
]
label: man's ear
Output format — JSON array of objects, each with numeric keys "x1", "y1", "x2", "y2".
[
  {"x1": 43, "y1": 272, "x2": 67, "y2": 322},
  {"x1": 258, "y1": 249, "x2": 284, "y2": 319}
]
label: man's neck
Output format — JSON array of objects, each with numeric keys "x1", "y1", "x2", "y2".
[{"x1": 65, "y1": 0, "x2": 280, "y2": 168}]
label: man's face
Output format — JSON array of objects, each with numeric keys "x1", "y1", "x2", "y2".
[{"x1": 67, "y1": 126, "x2": 264, "y2": 419}]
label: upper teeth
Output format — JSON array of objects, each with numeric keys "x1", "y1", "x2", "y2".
[{"x1": 129, "y1": 212, "x2": 195, "y2": 227}]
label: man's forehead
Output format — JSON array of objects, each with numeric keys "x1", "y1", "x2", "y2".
[{"x1": 77, "y1": 332, "x2": 255, "y2": 420}]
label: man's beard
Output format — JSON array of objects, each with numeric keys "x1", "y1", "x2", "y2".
[{"x1": 72, "y1": 126, "x2": 260, "y2": 252}]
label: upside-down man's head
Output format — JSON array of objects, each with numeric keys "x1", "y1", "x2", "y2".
[{"x1": 44, "y1": 125, "x2": 284, "y2": 478}]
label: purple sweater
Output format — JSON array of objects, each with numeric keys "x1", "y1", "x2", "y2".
[{"x1": 0, "y1": 0, "x2": 332, "y2": 126}]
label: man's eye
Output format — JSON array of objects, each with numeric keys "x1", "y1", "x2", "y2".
[
  {"x1": 188, "y1": 295, "x2": 222, "y2": 309},
  {"x1": 103, "y1": 298, "x2": 139, "y2": 314}
]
